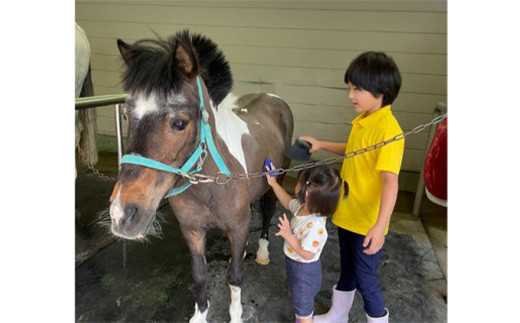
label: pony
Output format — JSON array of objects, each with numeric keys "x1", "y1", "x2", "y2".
[
  {"x1": 108, "y1": 30, "x2": 293, "y2": 323},
  {"x1": 75, "y1": 22, "x2": 98, "y2": 166}
]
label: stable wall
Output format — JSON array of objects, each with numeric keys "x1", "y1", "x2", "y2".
[{"x1": 75, "y1": 0, "x2": 447, "y2": 192}]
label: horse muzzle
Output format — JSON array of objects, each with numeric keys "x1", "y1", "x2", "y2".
[
  {"x1": 108, "y1": 170, "x2": 170, "y2": 239},
  {"x1": 109, "y1": 201, "x2": 155, "y2": 240}
]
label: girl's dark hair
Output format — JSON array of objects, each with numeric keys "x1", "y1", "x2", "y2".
[
  {"x1": 344, "y1": 51, "x2": 401, "y2": 107},
  {"x1": 296, "y1": 165, "x2": 348, "y2": 216}
]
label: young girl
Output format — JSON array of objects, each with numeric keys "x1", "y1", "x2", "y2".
[{"x1": 265, "y1": 163, "x2": 348, "y2": 323}]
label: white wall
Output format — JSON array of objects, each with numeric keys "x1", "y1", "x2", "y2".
[{"x1": 76, "y1": 0, "x2": 447, "y2": 190}]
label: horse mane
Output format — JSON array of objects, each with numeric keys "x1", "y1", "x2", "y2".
[{"x1": 120, "y1": 30, "x2": 233, "y2": 105}]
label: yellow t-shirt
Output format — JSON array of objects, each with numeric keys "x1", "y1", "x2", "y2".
[{"x1": 332, "y1": 105, "x2": 404, "y2": 236}]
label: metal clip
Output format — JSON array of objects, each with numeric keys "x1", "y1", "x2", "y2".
[
  {"x1": 197, "y1": 144, "x2": 208, "y2": 169},
  {"x1": 191, "y1": 174, "x2": 216, "y2": 183}
]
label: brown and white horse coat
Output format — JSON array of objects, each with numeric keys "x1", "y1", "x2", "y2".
[{"x1": 109, "y1": 30, "x2": 293, "y2": 322}]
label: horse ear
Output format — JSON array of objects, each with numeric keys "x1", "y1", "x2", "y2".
[
  {"x1": 174, "y1": 40, "x2": 198, "y2": 77},
  {"x1": 117, "y1": 39, "x2": 132, "y2": 65}
]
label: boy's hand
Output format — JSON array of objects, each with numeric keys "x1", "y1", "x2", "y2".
[
  {"x1": 264, "y1": 162, "x2": 278, "y2": 186},
  {"x1": 275, "y1": 213, "x2": 291, "y2": 239},
  {"x1": 299, "y1": 136, "x2": 321, "y2": 153},
  {"x1": 363, "y1": 224, "x2": 386, "y2": 255}
]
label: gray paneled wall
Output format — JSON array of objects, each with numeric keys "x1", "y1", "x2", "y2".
[{"x1": 76, "y1": 0, "x2": 447, "y2": 189}]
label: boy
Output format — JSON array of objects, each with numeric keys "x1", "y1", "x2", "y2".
[{"x1": 300, "y1": 51, "x2": 403, "y2": 322}]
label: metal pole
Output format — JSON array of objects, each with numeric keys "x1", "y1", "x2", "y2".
[
  {"x1": 76, "y1": 93, "x2": 127, "y2": 110},
  {"x1": 412, "y1": 102, "x2": 447, "y2": 216},
  {"x1": 114, "y1": 103, "x2": 127, "y2": 269}
]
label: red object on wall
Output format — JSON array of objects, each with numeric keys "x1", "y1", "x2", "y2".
[{"x1": 423, "y1": 117, "x2": 447, "y2": 206}]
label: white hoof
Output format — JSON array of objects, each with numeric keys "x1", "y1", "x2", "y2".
[
  {"x1": 189, "y1": 301, "x2": 209, "y2": 323},
  {"x1": 255, "y1": 238, "x2": 270, "y2": 265},
  {"x1": 229, "y1": 285, "x2": 243, "y2": 323}
]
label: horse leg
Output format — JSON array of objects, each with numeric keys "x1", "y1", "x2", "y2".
[
  {"x1": 182, "y1": 229, "x2": 210, "y2": 323},
  {"x1": 255, "y1": 187, "x2": 277, "y2": 265},
  {"x1": 226, "y1": 214, "x2": 250, "y2": 323},
  {"x1": 256, "y1": 157, "x2": 290, "y2": 265}
]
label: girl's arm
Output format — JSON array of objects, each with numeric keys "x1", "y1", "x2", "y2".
[
  {"x1": 266, "y1": 176, "x2": 292, "y2": 210},
  {"x1": 265, "y1": 163, "x2": 292, "y2": 210},
  {"x1": 363, "y1": 171, "x2": 399, "y2": 254},
  {"x1": 275, "y1": 214, "x2": 315, "y2": 260},
  {"x1": 299, "y1": 136, "x2": 346, "y2": 156}
]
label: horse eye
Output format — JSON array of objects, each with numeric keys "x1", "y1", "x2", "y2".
[{"x1": 171, "y1": 119, "x2": 188, "y2": 131}]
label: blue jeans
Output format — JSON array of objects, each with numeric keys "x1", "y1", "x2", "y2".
[
  {"x1": 285, "y1": 257, "x2": 322, "y2": 318},
  {"x1": 336, "y1": 227, "x2": 386, "y2": 318}
]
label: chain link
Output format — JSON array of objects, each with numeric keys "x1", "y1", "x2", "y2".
[{"x1": 75, "y1": 142, "x2": 118, "y2": 182}]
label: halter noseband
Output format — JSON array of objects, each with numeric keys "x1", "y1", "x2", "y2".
[{"x1": 119, "y1": 76, "x2": 230, "y2": 197}]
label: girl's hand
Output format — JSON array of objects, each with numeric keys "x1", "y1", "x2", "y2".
[
  {"x1": 363, "y1": 224, "x2": 386, "y2": 255},
  {"x1": 299, "y1": 136, "x2": 321, "y2": 153},
  {"x1": 275, "y1": 213, "x2": 291, "y2": 239},
  {"x1": 264, "y1": 162, "x2": 278, "y2": 186}
]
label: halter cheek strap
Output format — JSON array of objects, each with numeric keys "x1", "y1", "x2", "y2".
[
  {"x1": 119, "y1": 76, "x2": 230, "y2": 197},
  {"x1": 197, "y1": 76, "x2": 230, "y2": 176}
]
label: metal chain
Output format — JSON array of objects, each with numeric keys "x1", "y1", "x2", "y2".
[
  {"x1": 75, "y1": 142, "x2": 118, "y2": 182},
  {"x1": 76, "y1": 113, "x2": 446, "y2": 185},
  {"x1": 197, "y1": 112, "x2": 448, "y2": 184}
]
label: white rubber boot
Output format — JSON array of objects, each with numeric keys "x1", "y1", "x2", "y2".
[
  {"x1": 366, "y1": 308, "x2": 389, "y2": 322},
  {"x1": 314, "y1": 285, "x2": 355, "y2": 323}
]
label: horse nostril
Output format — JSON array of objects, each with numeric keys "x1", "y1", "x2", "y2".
[
  {"x1": 125, "y1": 204, "x2": 138, "y2": 218},
  {"x1": 122, "y1": 204, "x2": 139, "y2": 225}
]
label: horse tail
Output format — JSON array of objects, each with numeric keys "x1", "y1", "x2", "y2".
[{"x1": 78, "y1": 64, "x2": 99, "y2": 165}]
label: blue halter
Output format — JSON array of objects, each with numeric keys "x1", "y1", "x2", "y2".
[{"x1": 119, "y1": 76, "x2": 230, "y2": 197}]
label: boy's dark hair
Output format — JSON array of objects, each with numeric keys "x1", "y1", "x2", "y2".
[
  {"x1": 344, "y1": 51, "x2": 401, "y2": 107},
  {"x1": 296, "y1": 165, "x2": 348, "y2": 216}
]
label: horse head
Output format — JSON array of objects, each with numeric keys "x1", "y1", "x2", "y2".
[{"x1": 109, "y1": 31, "x2": 232, "y2": 240}]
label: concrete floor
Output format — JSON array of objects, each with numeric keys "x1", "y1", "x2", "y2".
[{"x1": 76, "y1": 152, "x2": 447, "y2": 322}]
